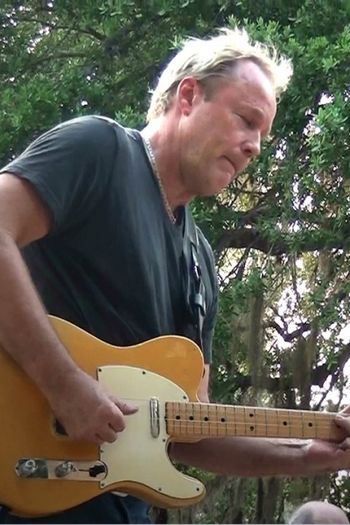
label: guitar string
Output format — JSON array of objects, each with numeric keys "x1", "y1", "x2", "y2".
[
  {"x1": 120, "y1": 400, "x2": 335, "y2": 417},
  {"x1": 119, "y1": 398, "x2": 336, "y2": 423},
  {"x1": 163, "y1": 419, "x2": 336, "y2": 428},
  {"x1": 118, "y1": 398, "x2": 335, "y2": 417},
  {"x1": 118, "y1": 402, "x2": 337, "y2": 431}
]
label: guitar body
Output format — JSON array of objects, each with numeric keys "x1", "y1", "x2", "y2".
[{"x1": 0, "y1": 316, "x2": 205, "y2": 517}]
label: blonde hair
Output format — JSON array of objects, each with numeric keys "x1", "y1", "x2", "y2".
[{"x1": 147, "y1": 27, "x2": 292, "y2": 122}]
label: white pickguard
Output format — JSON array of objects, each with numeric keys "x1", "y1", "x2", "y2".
[{"x1": 97, "y1": 365, "x2": 204, "y2": 502}]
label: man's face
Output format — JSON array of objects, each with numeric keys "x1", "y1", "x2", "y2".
[{"x1": 177, "y1": 60, "x2": 277, "y2": 197}]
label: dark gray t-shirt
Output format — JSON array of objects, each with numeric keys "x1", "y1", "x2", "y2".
[{"x1": 2, "y1": 116, "x2": 217, "y2": 362}]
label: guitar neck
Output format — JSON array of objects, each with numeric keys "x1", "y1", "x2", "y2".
[{"x1": 166, "y1": 402, "x2": 345, "y2": 442}]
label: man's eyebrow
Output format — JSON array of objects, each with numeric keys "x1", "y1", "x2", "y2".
[
  {"x1": 250, "y1": 106, "x2": 274, "y2": 138},
  {"x1": 251, "y1": 106, "x2": 265, "y2": 118}
]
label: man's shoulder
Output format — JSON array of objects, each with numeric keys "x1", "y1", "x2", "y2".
[
  {"x1": 32, "y1": 115, "x2": 140, "y2": 158},
  {"x1": 65, "y1": 115, "x2": 142, "y2": 148},
  {"x1": 51, "y1": 115, "x2": 125, "y2": 136}
]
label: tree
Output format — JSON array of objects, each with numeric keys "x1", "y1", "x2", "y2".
[{"x1": 1, "y1": 0, "x2": 350, "y2": 522}]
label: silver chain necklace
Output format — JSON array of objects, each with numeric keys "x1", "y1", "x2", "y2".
[{"x1": 142, "y1": 136, "x2": 176, "y2": 224}]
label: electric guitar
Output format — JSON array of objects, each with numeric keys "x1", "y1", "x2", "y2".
[{"x1": 0, "y1": 316, "x2": 345, "y2": 517}]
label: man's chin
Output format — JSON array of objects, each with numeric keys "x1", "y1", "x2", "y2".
[
  {"x1": 191, "y1": 170, "x2": 234, "y2": 197},
  {"x1": 217, "y1": 171, "x2": 236, "y2": 192},
  {"x1": 200, "y1": 181, "x2": 231, "y2": 197}
]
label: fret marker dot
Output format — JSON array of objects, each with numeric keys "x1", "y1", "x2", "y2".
[
  {"x1": 249, "y1": 413, "x2": 254, "y2": 417},
  {"x1": 189, "y1": 416, "x2": 194, "y2": 421},
  {"x1": 250, "y1": 426, "x2": 254, "y2": 431},
  {"x1": 283, "y1": 421, "x2": 288, "y2": 426},
  {"x1": 204, "y1": 417, "x2": 209, "y2": 422},
  {"x1": 221, "y1": 418, "x2": 226, "y2": 423},
  {"x1": 308, "y1": 422, "x2": 313, "y2": 427},
  {"x1": 175, "y1": 415, "x2": 180, "y2": 420}
]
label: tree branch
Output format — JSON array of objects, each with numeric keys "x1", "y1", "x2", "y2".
[
  {"x1": 215, "y1": 226, "x2": 348, "y2": 257},
  {"x1": 265, "y1": 320, "x2": 311, "y2": 342}
]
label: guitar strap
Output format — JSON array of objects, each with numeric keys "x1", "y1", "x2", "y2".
[{"x1": 182, "y1": 207, "x2": 206, "y2": 351}]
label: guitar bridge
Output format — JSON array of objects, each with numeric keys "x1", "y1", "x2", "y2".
[
  {"x1": 15, "y1": 458, "x2": 107, "y2": 481},
  {"x1": 150, "y1": 396, "x2": 160, "y2": 438}
]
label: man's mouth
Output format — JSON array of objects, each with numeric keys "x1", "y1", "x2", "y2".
[{"x1": 223, "y1": 156, "x2": 236, "y2": 178}]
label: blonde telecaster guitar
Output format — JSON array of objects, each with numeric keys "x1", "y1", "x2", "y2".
[{"x1": 0, "y1": 316, "x2": 345, "y2": 517}]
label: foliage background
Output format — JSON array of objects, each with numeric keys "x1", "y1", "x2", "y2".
[{"x1": 1, "y1": 0, "x2": 350, "y2": 522}]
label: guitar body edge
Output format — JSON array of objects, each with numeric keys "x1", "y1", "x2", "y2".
[{"x1": 0, "y1": 316, "x2": 205, "y2": 516}]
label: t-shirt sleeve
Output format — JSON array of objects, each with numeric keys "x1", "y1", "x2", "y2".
[{"x1": 0, "y1": 116, "x2": 118, "y2": 233}]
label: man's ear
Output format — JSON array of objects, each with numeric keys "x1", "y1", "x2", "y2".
[{"x1": 176, "y1": 77, "x2": 203, "y2": 116}]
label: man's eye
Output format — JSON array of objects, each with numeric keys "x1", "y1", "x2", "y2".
[{"x1": 239, "y1": 115, "x2": 254, "y2": 128}]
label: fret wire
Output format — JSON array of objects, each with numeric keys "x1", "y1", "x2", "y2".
[
  {"x1": 125, "y1": 400, "x2": 338, "y2": 436},
  {"x1": 165, "y1": 419, "x2": 337, "y2": 431},
  {"x1": 164, "y1": 403, "x2": 337, "y2": 420},
  {"x1": 165, "y1": 417, "x2": 336, "y2": 426}
]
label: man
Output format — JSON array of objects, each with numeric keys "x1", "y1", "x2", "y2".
[
  {"x1": 0, "y1": 27, "x2": 350, "y2": 524},
  {"x1": 288, "y1": 501, "x2": 349, "y2": 524}
]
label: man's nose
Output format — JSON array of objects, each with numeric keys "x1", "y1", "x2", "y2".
[{"x1": 242, "y1": 132, "x2": 261, "y2": 159}]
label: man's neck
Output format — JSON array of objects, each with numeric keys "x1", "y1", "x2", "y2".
[{"x1": 141, "y1": 119, "x2": 194, "y2": 211}]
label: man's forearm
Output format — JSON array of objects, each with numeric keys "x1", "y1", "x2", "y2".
[
  {"x1": 0, "y1": 231, "x2": 79, "y2": 397},
  {"x1": 171, "y1": 438, "x2": 306, "y2": 476},
  {"x1": 171, "y1": 426, "x2": 350, "y2": 477},
  {"x1": 171, "y1": 436, "x2": 311, "y2": 478}
]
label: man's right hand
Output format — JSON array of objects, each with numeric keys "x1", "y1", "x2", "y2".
[{"x1": 47, "y1": 369, "x2": 138, "y2": 444}]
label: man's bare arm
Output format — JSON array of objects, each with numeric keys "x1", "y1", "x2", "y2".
[
  {"x1": 176, "y1": 360, "x2": 350, "y2": 477},
  {"x1": 0, "y1": 174, "x2": 136, "y2": 444},
  {"x1": 171, "y1": 435, "x2": 350, "y2": 478}
]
